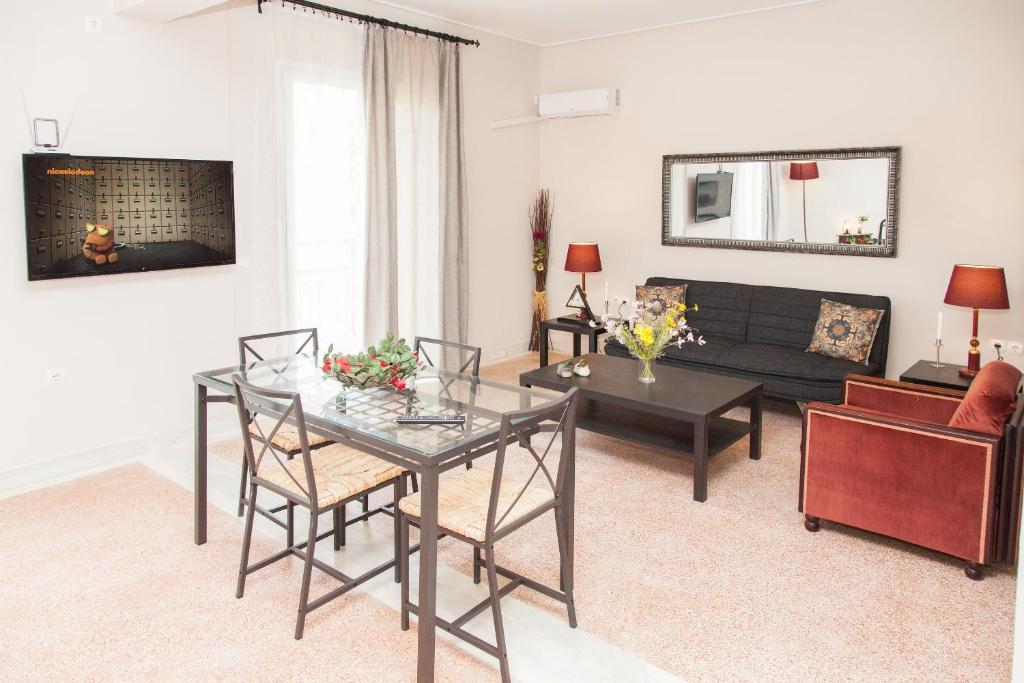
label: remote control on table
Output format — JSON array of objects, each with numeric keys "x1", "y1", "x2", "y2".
[{"x1": 395, "y1": 414, "x2": 466, "y2": 426}]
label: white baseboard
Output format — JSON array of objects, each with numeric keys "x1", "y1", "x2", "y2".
[
  {"x1": 0, "y1": 437, "x2": 153, "y2": 499},
  {"x1": 481, "y1": 338, "x2": 531, "y2": 365}
]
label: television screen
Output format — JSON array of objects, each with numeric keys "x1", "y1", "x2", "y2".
[
  {"x1": 23, "y1": 154, "x2": 235, "y2": 281},
  {"x1": 694, "y1": 171, "x2": 733, "y2": 223}
]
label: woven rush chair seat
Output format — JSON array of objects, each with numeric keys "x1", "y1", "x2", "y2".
[
  {"x1": 260, "y1": 443, "x2": 406, "y2": 508},
  {"x1": 248, "y1": 419, "x2": 329, "y2": 453},
  {"x1": 398, "y1": 467, "x2": 554, "y2": 543}
]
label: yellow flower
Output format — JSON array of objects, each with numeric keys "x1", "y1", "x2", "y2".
[
  {"x1": 666, "y1": 315, "x2": 677, "y2": 328},
  {"x1": 637, "y1": 325, "x2": 654, "y2": 347}
]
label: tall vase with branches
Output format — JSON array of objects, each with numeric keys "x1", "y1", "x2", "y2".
[{"x1": 528, "y1": 189, "x2": 552, "y2": 352}]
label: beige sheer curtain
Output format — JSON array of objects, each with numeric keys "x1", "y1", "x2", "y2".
[{"x1": 363, "y1": 27, "x2": 468, "y2": 345}]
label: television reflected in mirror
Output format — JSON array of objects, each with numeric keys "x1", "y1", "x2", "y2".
[
  {"x1": 23, "y1": 154, "x2": 235, "y2": 281},
  {"x1": 694, "y1": 172, "x2": 733, "y2": 223}
]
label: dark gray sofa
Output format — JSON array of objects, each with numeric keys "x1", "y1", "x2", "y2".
[{"x1": 604, "y1": 277, "x2": 891, "y2": 403}]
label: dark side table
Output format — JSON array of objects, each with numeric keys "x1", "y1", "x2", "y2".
[
  {"x1": 899, "y1": 359, "x2": 974, "y2": 391},
  {"x1": 539, "y1": 318, "x2": 607, "y2": 367}
]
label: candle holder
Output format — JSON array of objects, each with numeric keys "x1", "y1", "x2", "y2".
[{"x1": 931, "y1": 338, "x2": 946, "y2": 369}]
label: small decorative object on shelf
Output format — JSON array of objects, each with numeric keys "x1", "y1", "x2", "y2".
[
  {"x1": 932, "y1": 338, "x2": 945, "y2": 369},
  {"x1": 321, "y1": 333, "x2": 423, "y2": 392},
  {"x1": 528, "y1": 189, "x2": 552, "y2": 352},
  {"x1": 932, "y1": 310, "x2": 945, "y2": 368},
  {"x1": 556, "y1": 360, "x2": 575, "y2": 378},
  {"x1": 606, "y1": 298, "x2": 704, "y2": 383},
  {"x1": 561, "y1": 284, "x2": 596, "y2": 322},
  {"x1": 573, "y1": 359, "x2": 591, "y2": 377}
]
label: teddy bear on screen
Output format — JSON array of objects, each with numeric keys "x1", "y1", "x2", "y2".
[{"x1": 82, "y1": 223, "x2": 119, "y2": 265}]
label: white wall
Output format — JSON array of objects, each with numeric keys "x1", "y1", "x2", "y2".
[
  {"x1": 0, "y1": 0, "x2": 540, "y2": 481},
  {"x1": 538, "y1": 0, "x2": 1024, "y2": 377},
  {"x1": 0, "y1": 0, "x2": 236, "y2": 480}
]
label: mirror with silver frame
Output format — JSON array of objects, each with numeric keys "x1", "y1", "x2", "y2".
[{"x1": 662, "y1": 147, "x2": 900, "y2": 257}]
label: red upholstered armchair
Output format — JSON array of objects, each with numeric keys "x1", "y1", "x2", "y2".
[{"x1": 800, "y1": 373, "x2": 1024, "y2": 579}]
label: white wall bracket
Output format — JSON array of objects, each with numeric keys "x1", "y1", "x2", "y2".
[
  {"x1": 491, "y1": 88, "x2": 619, "y2": 131},
  {"x1": 491, "y1": 115, "x2": 542, "y2": 130}
]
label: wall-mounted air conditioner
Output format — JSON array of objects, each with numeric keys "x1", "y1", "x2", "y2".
[
  {"x1": 538, "y1": 88, "x2": 619, "y2": 119},
  {"x1": 491, "y1": 88, "x2": 619, "y2": 129}
]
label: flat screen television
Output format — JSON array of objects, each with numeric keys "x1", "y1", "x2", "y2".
[
  {"x1": 694, "y1": 171, "x2": 733, "y2": 223},
  {"x1": 23, "y1": 154, "x2": 235, "y2": 281}
]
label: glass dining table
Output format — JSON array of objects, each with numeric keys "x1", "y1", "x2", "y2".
[{"x1": 192, "y1": 353, "x2": 565, "y2": 682}]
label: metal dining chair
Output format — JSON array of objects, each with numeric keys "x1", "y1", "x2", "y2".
[
  {"x1": 232, "y1": 375, "x2": 406, "y2": 639},
  {"x1": 414, "y1": 336, "x2": 482, "y2": 377},
  {"x1": 412, "y1": 336, "x2": 483, "y2": 481},
  {"x1": 396, "y1": 388, "x2": 579, "y2": 682},
  {"x1": 236, "y1": 329, "x2": 334, "y2": 534}
]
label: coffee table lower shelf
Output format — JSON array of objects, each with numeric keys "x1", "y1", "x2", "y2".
[{"x1": 577, "y1": 400, "x2": 753, "y2": 458}]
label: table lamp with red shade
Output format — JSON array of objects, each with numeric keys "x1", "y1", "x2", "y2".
[
  {"x1": 564, "y1": 242, "x2": 602, "y2": 292},
  {"x1": 564, "y1": 242, "x2": 602, "y2": 320},
  {"x1": 790, "y1": 161, "x2": 819, "y2": 243},
  {"x1": 943, "y1": 264, "x2": 1010, "y2": 377}
]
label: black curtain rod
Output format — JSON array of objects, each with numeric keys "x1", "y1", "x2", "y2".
[{"x1": 257, "y1": 0, "x2": 480, "y2": 47}]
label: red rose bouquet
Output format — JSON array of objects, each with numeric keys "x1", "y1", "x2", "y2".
[{"x1": 321, "y1": 333, "x2": 422, "y2": 392}]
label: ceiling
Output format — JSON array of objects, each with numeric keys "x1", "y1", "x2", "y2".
[{"x1": 373, "y1": 0, "x2": 830, "y2": 46}]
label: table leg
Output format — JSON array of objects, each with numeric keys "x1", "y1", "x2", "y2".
[
  {"x1": 749, "y1": 391, "x2": 762, "y2": 461},
  {"x1": 194, "y1": 382, "x2": 208, "y2": 545},
  {"x1": 416, "y1": 467, "x2": 440, "y2": 682},
  {"x1": 540, "y1": 326, "x2": 549, "y2": 367},
  {"x1": 589, "y1": 333, "x2": 599, "y2": 354},
  {"x1": 693, "y1": 417, "x2": 708, "y2": 502},
  {"x1": 572, "y1": 334, "x2": 581, "y2": 358},
  {"x1": 565, "y1": 427, "x2": 576, "y2": 582}
]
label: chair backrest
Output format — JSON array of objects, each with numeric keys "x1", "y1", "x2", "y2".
[
  {"x1": 232, "y1": 374, "x2": 318, "y2": 506},
  {"x1": 485, "y1": 388, "x2": 578, "y2": 542},
  {"x1": 238, "y1": 328, "x2": 319, "y2": 369},
  {"x1": 414, "y1": 337, "x2": 482, "y2": 377}
]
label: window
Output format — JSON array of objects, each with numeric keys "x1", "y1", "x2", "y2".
[{"x1": 282, "y1": 66, "x2": 365, "y2": 353}]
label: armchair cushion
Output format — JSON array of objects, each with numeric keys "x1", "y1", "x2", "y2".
[{"x1": 949, "y1": 361, "x2": 1022, "y2": 436}]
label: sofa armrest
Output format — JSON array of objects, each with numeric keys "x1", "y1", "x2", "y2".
[
  {"x1": 800, "y1": 402, "x2": 1001, "y2": 564},
  {"x1": 843, "y1": 374, "x2": 965, "y2": 425}
]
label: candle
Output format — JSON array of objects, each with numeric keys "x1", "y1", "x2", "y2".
[
  {"x1": 936, "y1": 311, "x2": 943, "y2": 341},
  {"x1": 605, "y1": 281, "x2": 609, "y2": 307}
]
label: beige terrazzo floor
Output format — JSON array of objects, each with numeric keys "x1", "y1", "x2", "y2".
[{"x1": 1, "y1": 352, "x2": 1015, "y2": 681}]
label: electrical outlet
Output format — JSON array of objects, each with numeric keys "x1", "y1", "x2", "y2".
[
  {"x1": 45, "y1": 368, "x2": 64, "y2": 385},
  {"x1": 1008, "y1": 341, "x2": 1024, "y2": 356},
  {"x1": 84, "y1": 17, "x2": 103, "y2": 34}
]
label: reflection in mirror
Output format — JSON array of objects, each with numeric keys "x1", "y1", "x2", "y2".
[{"x1": 662, "y1": 148, "x2": 900, "y2": 257}]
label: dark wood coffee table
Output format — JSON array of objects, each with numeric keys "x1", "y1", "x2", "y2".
[{"x1": 520, "y1": 354, "x2": 762, "y2": 502}]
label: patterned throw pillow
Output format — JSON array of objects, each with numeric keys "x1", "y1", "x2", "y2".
[
  {"x1": 636, "y1": 284, "x2": 687, "y2": 316},
  {"x1": 806, "y1": 299, "x2": 885, "y2": 365}
]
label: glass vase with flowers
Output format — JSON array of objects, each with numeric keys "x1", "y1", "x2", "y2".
[{"x1": 606, "y1": 299, "x2": 705, "y2": 383}]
